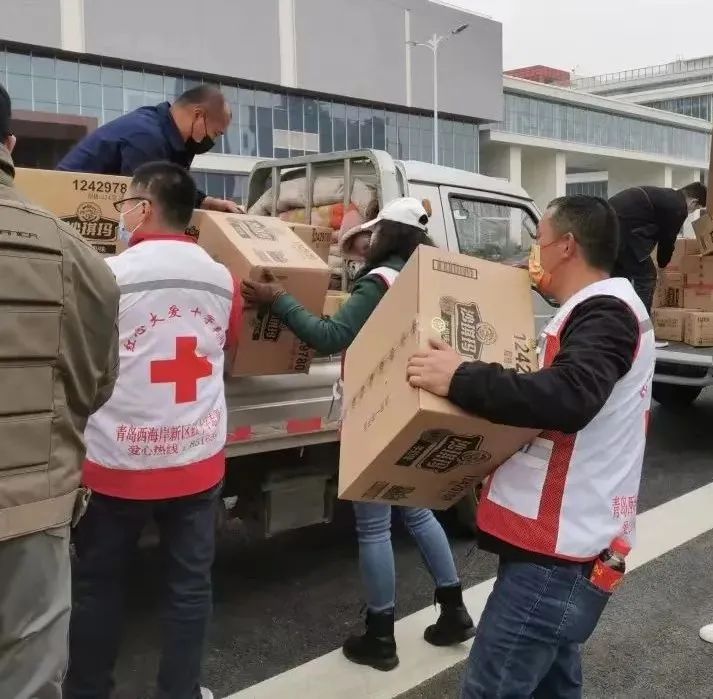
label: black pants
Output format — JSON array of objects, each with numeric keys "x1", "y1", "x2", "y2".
[
  {"x1": 64, "y1": 484, "x2": 220, "y2": 699},
  {"x1": 612, "y1": 255, "x2": 657, "y2": 314}
]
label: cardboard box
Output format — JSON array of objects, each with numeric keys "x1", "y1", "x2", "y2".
[
  {"x1": 653, "y1": 268, "x2": 683, "y2": 308},
  {"x1": 683, "y1": 238, "x2": 701, "y2": 255},
  {"x1": 661, "y1": 239, "x2": 689, "y2": 270},
  {"x1": 652, "y1": 308, "x2": 688, "y2": 342},
  {"x1": 191, "y1": 212, "x2": 330, "y2": 376},
  {"x1": 683, "y1": 287, "x2": 713, "y2": 312},
  {"x1": 693, "y1": 122, "x2": 713, "y2": 256},
  {"x1": 683, "y1": 257, "x2": 713, "y2": 286},
  {"x1": 685, "y1": 311, "x2": 713, "y2": 346},
  {"x1": 285, "y1": 223, "x2": 332, "y2": 263},
  {"x1": 338, "y1": 245, "x2": 540, "y2": 510},
  {"x1": 322, "y1": 291, "x2": 350, "y2": 318},
  {"x1": 13, "y1": 168, "x2": 131, "y2": 256}
]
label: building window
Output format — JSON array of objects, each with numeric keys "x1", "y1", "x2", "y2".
[{"x1": 0, "y1": 44, "x2": 480, "y2": 172}]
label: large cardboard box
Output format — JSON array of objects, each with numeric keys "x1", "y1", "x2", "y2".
[
  {"x1": 685, "y1": 311, "x2": 713, "y2": 346},
  {"x1": 683, "y1": 238, "x2": 701, "y2": 256},
  {"x1": 660, "y1": 239, "x2": 688, "y2": 270},
  {"x1": 14, "y1": 168, "x2": 131, "y2": 256},
  {"x1": 338, "y1": 246, "x2": 540, "y2": 510},
  {"x1": 285, "y1": 223, "x2": 332, "y2": 263},
  {"x1": 191, "y1": 212, "x2": 330, "y2": 376},
  {"x1": 652, "y1": 308, "x2": 688, "y2": 342},
  {"x1": 683, "y1": 287, "x2": 713, "y2": 312}
]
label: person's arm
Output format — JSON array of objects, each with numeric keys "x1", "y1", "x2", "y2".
[
  {"x1": 447, "y1": 296, "x2": 640, "y2": 433},
  {"x1": 92, "y1": 320, "x2": 119, "y2": 413},
  {"x1": 656, "y1": 225, "x2": 678, "y2": 269},
  {"x1": 270, "y1": 276, "x2": 387, "y2": 355},
  {"x1": 655, "y1": 191, "x2": 688, "y2": 268}
]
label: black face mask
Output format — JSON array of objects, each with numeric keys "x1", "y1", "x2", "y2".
[{"x1": 185, "y1": 115, "x2": 215, "y2": 155}]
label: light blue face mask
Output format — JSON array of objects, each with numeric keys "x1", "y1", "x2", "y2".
[{"x1": 118, "y1": 202, "x2": 143, "y2": 244}]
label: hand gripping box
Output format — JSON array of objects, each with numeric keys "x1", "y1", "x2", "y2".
[
  {"x1": 338, "y1": 245, "x2": 540, "y2": 510},
  {"x1": 192, "y1": 212, "x2": 330, "y2": 376}
]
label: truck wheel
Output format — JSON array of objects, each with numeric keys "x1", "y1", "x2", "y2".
[
  {"x1": 453, "y1": 482, "x2": 483, "y2": 537},
  {"x1": 652, "y1": 383, "x2": 702, "y2": 408}
]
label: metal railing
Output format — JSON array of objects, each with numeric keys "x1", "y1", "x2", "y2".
[{"x1": 571, "y1": 55, "x2": 713, "y2": 90}]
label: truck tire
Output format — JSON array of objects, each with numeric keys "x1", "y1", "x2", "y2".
[{"x1": 652, "y1": 383, "x2": 702, "y2": 408}]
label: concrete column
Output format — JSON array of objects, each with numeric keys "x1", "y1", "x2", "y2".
[
  {"x1": 521, "y1": 149, "x2": 566, "y2": 212},
  {"x1": 607, "y1": 160, "x2": 673, "y2": 196},
  {"x1": 479, "y1": 144, "x2": 522, "y2": 187}
]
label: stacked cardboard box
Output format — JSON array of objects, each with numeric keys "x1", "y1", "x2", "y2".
[{"x1": 653, "y1": 238, "x2": 713, "y2": 346}]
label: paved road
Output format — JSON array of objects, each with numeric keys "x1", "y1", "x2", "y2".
[{"x1": 108, "y1": 393, "x2": 713, "y2": 698}]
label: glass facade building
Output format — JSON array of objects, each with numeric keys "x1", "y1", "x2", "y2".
[
  {"x1": 566, "y1": 180, "x2": 609, "y2": 198},
  {"x1": 646, "y1": 95, "x2": 713, "y2": 123},
  {"x1": 0, "y1": 44, "x2": 480, "y2": 204},
  {"x1": 495, "y1": 92, "x2": 709, "y2": 162}
]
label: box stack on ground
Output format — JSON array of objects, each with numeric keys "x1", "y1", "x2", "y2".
[{"x1": 653, "y1": 238, "x2": 713, "y2": 347}]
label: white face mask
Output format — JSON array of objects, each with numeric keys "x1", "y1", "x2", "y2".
[{"x1": 117, "y1": 202, "x2": 144, "y2": 244}]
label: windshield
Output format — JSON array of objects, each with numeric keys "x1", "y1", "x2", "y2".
[{"x1": 449, "y1": 195, "x2": 537, "y2": 267}]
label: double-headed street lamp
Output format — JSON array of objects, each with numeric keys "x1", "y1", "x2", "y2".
[{"x1": 407, "y1": 23, "x2": 470, "y2": 166}]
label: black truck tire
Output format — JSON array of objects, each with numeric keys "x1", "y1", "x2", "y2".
[{"x1": 652, "y1": 382, "x2": 702, "y2": 408}]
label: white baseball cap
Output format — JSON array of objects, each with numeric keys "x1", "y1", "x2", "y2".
[{"x1": 360, "y1": 197, "x2": 430, "y2": 232}]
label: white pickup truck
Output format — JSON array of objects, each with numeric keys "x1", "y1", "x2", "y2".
[{"x1": 220, "y1": 149, "x2": 704, "y2": 538}]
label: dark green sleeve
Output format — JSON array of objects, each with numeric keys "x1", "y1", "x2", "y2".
[{"x1": 271, "y1": 275, "x2": 387, "y2": 355}]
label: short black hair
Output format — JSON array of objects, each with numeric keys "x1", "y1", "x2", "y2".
[
  {"x1": 361, "y1": 219, "x2": 434, "y2": 276},
  {"x1": 131, "y1": 161, "x2": 197, "y2": 230},
  {"x1": 546, "y1": 195, "x2": 620, "y2": 273},
  {"x1": 0, "y1": 83, "x2": 11, "y2": 140},
  {"x1": 175, "y1": 84, "x2": 225, "y2": 112},
  {"x1": 679, "y1": 182, "x2": 707, "y2": 207}
]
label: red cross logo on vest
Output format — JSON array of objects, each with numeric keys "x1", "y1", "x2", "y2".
[{"x1": 150, "y1": 336, "x2": 212, "y2": 404}]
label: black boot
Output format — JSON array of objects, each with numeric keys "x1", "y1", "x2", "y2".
[
  {"x1": 424, "y1": 584, "x2": 476, "y2": 646},
  {"x1": 343, "y1": 609, "x2": 399, "y2": 671}
]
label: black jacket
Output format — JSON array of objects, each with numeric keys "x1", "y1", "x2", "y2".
[
  {"x1": 447, "y1": 294, "x2": 640, "y2": 566},
  {"x1": 609, "y1": 186, "x2": 687, "y2": 270}
]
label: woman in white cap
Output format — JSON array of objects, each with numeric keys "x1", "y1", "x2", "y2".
[{"x1": 242, "y1": 197, "x2": 474, "y2": 672}]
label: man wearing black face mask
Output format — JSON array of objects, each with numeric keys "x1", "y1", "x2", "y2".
[{"x1": 57, "y1": 85, "x2": 240, "y2": 213}]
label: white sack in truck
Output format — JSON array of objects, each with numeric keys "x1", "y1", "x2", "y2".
[{"x1": 249, "y1": 176, "x2": 376, "y2": 218}]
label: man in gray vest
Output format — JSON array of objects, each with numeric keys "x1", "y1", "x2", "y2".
[{"x1": 0, "y1": 84, "x2": 120, "y2": 698}]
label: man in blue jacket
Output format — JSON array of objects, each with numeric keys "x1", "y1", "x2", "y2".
[{"x1": 57, "y1": 84, "x2": 240, "y2": 213}]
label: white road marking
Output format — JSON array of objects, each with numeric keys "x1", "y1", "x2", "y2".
[{"x1": 224, "y1": 482, "x2": 713, "y2": 699}]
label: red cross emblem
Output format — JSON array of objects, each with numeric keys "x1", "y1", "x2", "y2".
[{"x1": 150, "y1": 336, "x2": 212, "y2": 404}]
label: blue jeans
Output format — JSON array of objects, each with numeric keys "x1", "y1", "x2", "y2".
[
  {"x1": 461, "y1": 559, "x2": 611, "y2": 699},
  {"x1": 353, "y1": 502, "x2": 460, "y2": 612},
  {"x1": 65, "y1": 484, "x2": 220, "y2": 699}
]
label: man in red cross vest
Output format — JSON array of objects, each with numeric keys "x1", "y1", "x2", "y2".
[{"x1": 65, "y1": 162, "x2": 242, "y2": 699}]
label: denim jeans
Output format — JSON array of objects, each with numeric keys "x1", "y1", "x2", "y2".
[
  {"x1": 352, "y1": 502, "x2": 460, "y2": 612},
  {"x1": 64, "y1": 484, "x2": 220, "y2": 699},
  {"x1": 461, "y1": 559, "x2": 611, "y2": 699}
]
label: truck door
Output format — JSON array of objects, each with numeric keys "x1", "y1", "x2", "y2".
[{"x1": 439, "y1": 186, "x2": 556, "y2": 334}]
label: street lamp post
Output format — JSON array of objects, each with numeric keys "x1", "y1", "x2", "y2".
[{"x1": 407, "y1": 23, "x2": 469, "y2": 166}]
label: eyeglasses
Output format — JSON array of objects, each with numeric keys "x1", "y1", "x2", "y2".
[{"x1": 113, "y1": 196, "x2": 151, "y2": 213}]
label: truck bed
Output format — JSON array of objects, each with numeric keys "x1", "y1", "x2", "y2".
[
  {"x1": 657, "y1": 342, "x2": 713, "y2": 367},
  {"x1": 224, "y1": 357, "x2": 341, "y2": 457}
]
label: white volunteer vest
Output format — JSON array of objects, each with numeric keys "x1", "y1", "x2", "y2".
[
  {"x1": 478, "y1": 277, "x2": 655, "y2": 560},
  {"x1": 85, "y1": 238, "x2": 233, "y2": 474}
]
